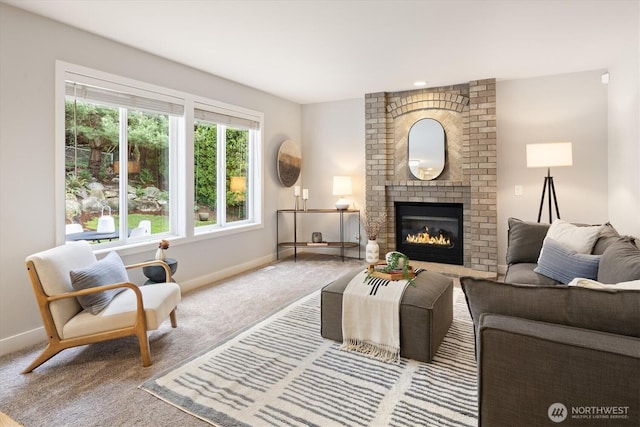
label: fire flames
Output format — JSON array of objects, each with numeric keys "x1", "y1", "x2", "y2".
[{"x1": 406, "y1": 226, "x2": 452, "y2": 247}]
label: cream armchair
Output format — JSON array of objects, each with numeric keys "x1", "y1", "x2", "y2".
[{"x1": 24, "y1": 241, "x2": 181, "y2": 373}]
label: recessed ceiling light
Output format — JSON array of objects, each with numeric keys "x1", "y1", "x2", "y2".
[{"x1": 413, "y1": 81, "x2": 427, "y2": 87}]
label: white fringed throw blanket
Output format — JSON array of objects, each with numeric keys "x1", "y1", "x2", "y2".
[{"x1": 340, "y1": 269, "x2": 414, "y2": 363}]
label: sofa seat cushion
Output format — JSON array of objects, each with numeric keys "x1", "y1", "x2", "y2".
[
  {"x1": 504, "y1": 263, "x2": 560, "y2": 286},
  {"x1": 461, "y1": 278, "x2": 640, "y2": 338},
  {"x1": 62, "y1": 282, "x2": 181, "y2": 339}
]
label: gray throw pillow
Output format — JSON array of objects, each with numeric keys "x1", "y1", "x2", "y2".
[
  {"x1": 460, "y1": 277, "x2": 640, "y2": 338},
  {"x1": 506, "y1": 218, "x2": 550, "y2": 264},
  {"x1": 592, "y1": 222, "x2": 620, "y2": 255},
  {"x1": 70, "y1": 251, "x2": 128, "y2": 314},
  {"x1": 534, "y1": 238, "x2": 601, "y2": 284},
  {"x1": 597, "y1": 237, "x2": 640, "y2": 283}
]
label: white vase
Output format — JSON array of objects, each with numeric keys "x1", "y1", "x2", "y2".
[
  {"x1": 155, "y1": 248, "x2": 166, "y2": 261},
  {"x1": 365, "y1": 239, "x2": 380, "y2": 264}
]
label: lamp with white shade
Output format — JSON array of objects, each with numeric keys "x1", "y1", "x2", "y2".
[
  {"x1": 332, "y1": 176, "x2": 352, "y2": 210},
  {"x1": 526, "y1": 142, "x2": 573, "y2": 223}
]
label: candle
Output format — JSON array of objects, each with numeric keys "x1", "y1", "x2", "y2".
[
  {"x1": 302, "y1": 189, "x2": 309, "y2": 200},
  {"x1": 294, "y1": 186, "x2": 300, "y2": 196}
]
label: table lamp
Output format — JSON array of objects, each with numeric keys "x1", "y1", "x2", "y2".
[
  {"x1": 332, "y1": 176, "x2": 352, "y2": 210},
  {"x1": 526, "y1": 142, "x2": 573, "y2": 223},
  {"x1": 230, "y1": 176, "x2": 246, "y2": 197}
]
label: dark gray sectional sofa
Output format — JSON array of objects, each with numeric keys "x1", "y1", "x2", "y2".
[
  {"x1": 503, "y1": 217, "x2": 630, "y2": 285},
  {"x1": 461, "y1": 218, "x2": 640, "y2": 426}
]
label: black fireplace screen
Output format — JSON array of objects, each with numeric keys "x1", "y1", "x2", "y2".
[{"x1": 395, "y1": 202, "x2": 463, "y2": 265}]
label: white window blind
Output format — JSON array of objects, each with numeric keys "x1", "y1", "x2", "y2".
[
  {"x1": 194, "y1": 108, "x2": 260, "y2": 130},
  {"x1": 65, "y1": 81, "x2": 184, "y2": 116}
]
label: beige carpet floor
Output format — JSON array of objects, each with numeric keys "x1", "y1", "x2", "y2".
[{"x1": 0, "y1": 253, "x2": 365, "y2": 427}]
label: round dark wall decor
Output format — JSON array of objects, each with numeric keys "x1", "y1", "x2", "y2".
[{"x1": 277, "y1": 139, "x2": 302, "y2": 187}]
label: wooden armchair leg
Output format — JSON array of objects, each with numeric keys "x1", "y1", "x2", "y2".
[
  {"x1": 137, "y1": 331, "x2": 152, "y2": 367},
  {"x1": 23, "y1": 343, "x2": 64, "y2": 374},
  {"x1": 170, "y1": 309, "x2": 178, "y2": 328}
]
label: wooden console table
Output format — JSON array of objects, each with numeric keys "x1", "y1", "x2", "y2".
[{"x1": 276, "y1": 209, "x2": 360, "y2": 261}]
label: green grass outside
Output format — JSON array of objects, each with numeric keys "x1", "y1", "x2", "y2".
[{"x1": 85, "y1": 214, "x2": 216, "y2": 232}]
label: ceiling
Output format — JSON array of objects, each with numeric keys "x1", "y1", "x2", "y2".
[{"x1": 3, "y1": 0, "x2": 638, "y2": 104}]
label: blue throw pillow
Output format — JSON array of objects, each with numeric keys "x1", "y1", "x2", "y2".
[
  {"x1": 70, "y1": 251, "x2": 128, "y2": 314},
  {"x1": 534, "y1": 238, "x2": 601, "y2": 284}
]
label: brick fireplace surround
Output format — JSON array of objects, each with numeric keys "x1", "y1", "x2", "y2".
[{"x1": 365, "y1": 79, "x2": 497, "y2": 273}]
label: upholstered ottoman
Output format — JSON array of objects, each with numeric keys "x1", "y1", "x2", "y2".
[{"x1": 321, "y1": 267, "x2": 453, "y2": 362}]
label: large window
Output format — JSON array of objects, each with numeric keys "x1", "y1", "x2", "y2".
[
  {"x1": 59, "y1": 63, "x2": 263, "y2": 249},
  {"x1": 194, "y1": 106, "x2": 258, "y2": 232}
]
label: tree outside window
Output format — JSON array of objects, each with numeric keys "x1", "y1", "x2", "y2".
[
  {"x1": 194, "y1": 120, "x2": 250, "y2": 229},
  {"x1": 65, "y1": 87, "x2": 174, "y2": 242}
]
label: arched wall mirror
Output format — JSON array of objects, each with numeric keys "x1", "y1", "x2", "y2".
[{"x1": 408, "y1": 118, "x2": 446, "y2": 180}]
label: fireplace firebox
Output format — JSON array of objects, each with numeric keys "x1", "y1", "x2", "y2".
[{"x1": 395, "y1": 202, "x2": 463, "y2": 265}]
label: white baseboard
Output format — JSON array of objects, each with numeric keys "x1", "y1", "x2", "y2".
[
  {"x1": 0, "y1": 327, "x2": 46, "y2": 357},
  {"x1": 176, "y1": 253, "x2": 276, "y2": 294}
]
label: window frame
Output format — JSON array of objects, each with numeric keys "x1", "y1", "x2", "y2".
[
  {"x1": 55, "y1": 61, "x2": 264, "y2": 255},
  {"x1": 193, "y1": 102, "x2": 260, "y2": 234}
]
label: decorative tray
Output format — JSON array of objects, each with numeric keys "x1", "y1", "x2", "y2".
[{"x1": 367, "y1": 262, "x2": 415, "y2": 281}]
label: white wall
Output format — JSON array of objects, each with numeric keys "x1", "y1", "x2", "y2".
[
  {"x1": 299, "y1": 99, "x2": 365, "y2": 258},
  {"x1": 0, "y1": 5, "x2": 301, "y2": 354},
  {"x1": 607, "y1": 26, "x2": 640, "y2": 237},
  {"x1": 496, "y1": 70, "x2": 611, "y2": 269}
]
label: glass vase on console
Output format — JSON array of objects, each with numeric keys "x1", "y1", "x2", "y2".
[{"x1": 366, "y1": 239, "x2": 379, "y2": 264}]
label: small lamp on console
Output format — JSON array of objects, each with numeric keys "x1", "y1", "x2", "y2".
[
  {"x1": 332, "y1": 176, "x2": 352, "y2": 210},
  {"x1": 526, "y1": 142, "x2": 573, "y2": 223}
]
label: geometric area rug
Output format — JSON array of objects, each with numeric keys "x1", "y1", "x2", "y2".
[{"x1": 140, "y1": 287, "x2": 478, "y2": 426}]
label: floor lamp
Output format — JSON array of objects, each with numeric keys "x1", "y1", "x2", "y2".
[{"x1": 526, "y1": 142, "x2": 573, "y2": 224}]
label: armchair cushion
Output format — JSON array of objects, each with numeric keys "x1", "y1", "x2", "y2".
[
  {"x1": 63, "y1": 282, "x2": 181, "y2": 338},
  {"x1": 70, "y1": 251, "x2": 128, "y2": 314}
]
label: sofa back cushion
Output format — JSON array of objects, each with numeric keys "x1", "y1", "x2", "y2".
[
  {"x1": 461, "y1": 277, "x2": 640, "y2": 338},
  {"x1": 592, "y1": 222, "x2": 620, "y2": 255},
  {"x1": 506, "y1": 218, "x2": 549, "y2": 264},
  {"x1": 598, "y1": 236, "x2": 640, "y2": 283}
]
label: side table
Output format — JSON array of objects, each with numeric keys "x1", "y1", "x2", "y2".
[{"x1": 142, "y1": 258, "x2": 178, "y2": 285}]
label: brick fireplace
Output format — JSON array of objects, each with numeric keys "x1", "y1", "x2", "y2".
[{"x1": 365, "y1": 79, "x2": 497, "y2": 272}]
